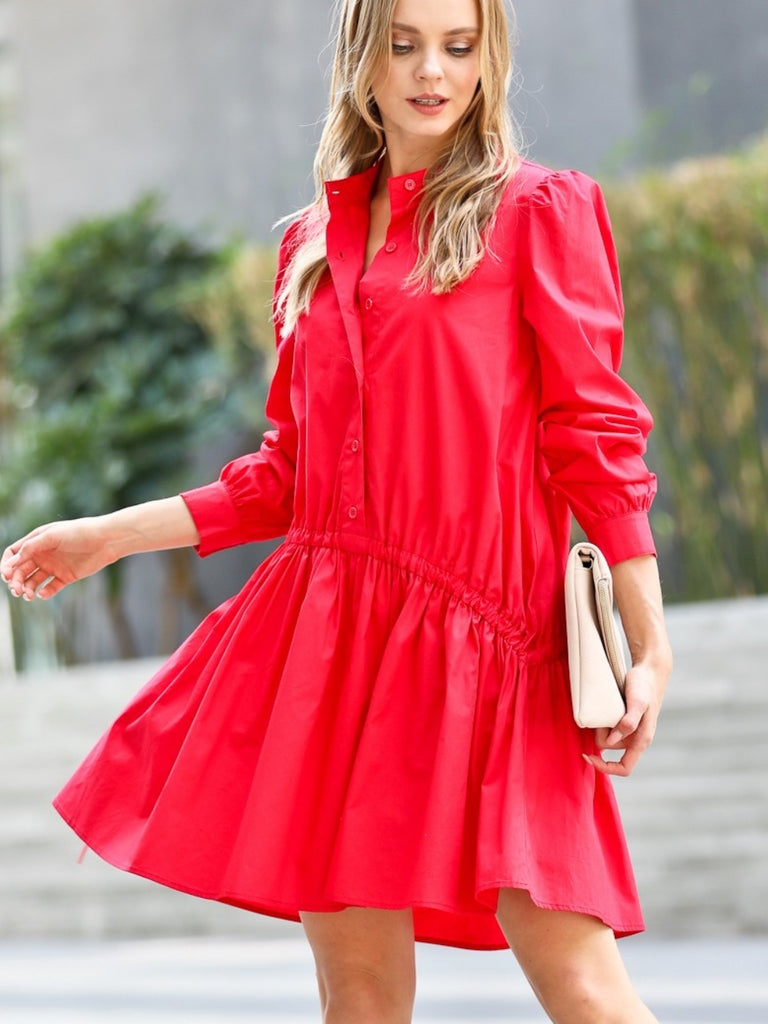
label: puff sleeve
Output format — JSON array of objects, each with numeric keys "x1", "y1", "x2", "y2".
[
  {"x1": 521, "y1": 170, "x2": 657, "y2": 564},
  {"x1": 180, "y1": 224, "x2": 301, "y2": 557}
]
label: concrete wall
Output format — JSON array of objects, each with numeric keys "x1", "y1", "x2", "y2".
[
  {"x1": 4, "y1": 1, "x2": 768, "y2": 254},
  {"x1": 11, "y1": 0, "x2": 331, "y2": 246},
  {"x1": 6, "y1": 0, "x2": 643, "y2": 255},
  {"x1": 512, "y1": 0, "x2": 641, "y2": 173},
  {"x1": 0, "y1": 0, "x2": 24, "y2": 283},
  {"x1": 633, "y1": 0, "x2": 768, "y2": 160}
]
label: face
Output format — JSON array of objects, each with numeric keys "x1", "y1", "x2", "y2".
[{"x1": 372, "y1": 0, "x2": 482, "y2": 168}]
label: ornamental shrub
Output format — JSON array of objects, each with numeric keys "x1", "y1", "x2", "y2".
[
  {"x1": 606, "y1": 134, "x2": 768, "y2": 600},
  {"x1": 0, "y1": 195, "x2": 262, "y2": 661}
]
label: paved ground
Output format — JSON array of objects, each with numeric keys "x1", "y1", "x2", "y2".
[{"x1": 0, "y1": 934, "x2": 767, "y2": 1023}]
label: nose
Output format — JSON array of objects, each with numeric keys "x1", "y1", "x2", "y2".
[{"x1": 416, "y1": 47, "x2": 445, "y2": 84}]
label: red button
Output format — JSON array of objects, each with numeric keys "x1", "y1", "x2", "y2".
[
  {"x1": 404, "y1": 178, "x2": 416, "y2": 191},
  {"x1": 364, "y1": 297, "x2": 374, "y2": 310},
  {"x1": 385, "y1": 242, "x2": 397, "y2": 253},
  {"x1": 350, "y1": 439, "x2": 360, "y2": 452},
  {"x1": 348, "y1": 506, "x2": 359, "y2": 519}
]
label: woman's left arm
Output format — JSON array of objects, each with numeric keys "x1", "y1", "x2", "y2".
[{"x1": 584, "y1": 554, "x2": 673, "y2": 777}]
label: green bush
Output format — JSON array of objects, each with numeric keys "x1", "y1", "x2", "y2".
[
  {"x1": 606, "y1": 135, "x2": 768, "y2": 600},
  {"x1": 183, "y1": 245, "x2": 278, "y2": 430},
  {"x1": 0, "y1": 195, "x2": 262, "y2": 661}
]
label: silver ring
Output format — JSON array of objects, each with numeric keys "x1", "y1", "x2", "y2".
[{"x1": 35, "y1": 574, "x2": 56, "y2": 596}]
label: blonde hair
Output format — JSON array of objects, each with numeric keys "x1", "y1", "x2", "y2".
[{"x1": 276, "y1": 0, "x2": 522, "y2": 335}]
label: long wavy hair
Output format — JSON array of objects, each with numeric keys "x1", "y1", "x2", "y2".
[{"x1": 276, "y1": 0, "x2": 522, "y2": 336}]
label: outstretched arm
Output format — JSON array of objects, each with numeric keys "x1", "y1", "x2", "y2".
[
  {"x1": 1, "y1": 496, "x2": 199, "y2": 602},
  {"x1": 583, "y1": 554, "x2": 673, "y2": 777}
]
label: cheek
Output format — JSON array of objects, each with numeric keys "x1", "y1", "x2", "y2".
[
  {"x1": 371, "y1": 69, "x2": 395, "y2": 109},
  {"x1": 454, "y1": 55, "x2": 481, "y2": 93},
  {"x1": 459, "y1": 68, "x2": 481, "y2": 102}
]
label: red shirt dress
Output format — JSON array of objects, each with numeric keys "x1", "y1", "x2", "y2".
[{"x1": 53, "y1": 160, "x2": 658, "y2": 951}]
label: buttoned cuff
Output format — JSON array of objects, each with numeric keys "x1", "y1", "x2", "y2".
[
  {"x1": 180, "y1": 482, "x2": 243, "y2": 558},
  {"x1": 586, "y1": 511, "x2": 657, "y2": 566}
]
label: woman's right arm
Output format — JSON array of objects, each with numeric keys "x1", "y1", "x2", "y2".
[{"x1": 1, "y1": 496, "x2": 199, "y2": 602}]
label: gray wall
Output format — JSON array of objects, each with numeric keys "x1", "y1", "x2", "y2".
[
  {"x1": 633, "y1": 0, "x2": 768, "y2": 161},
  {"x1": 512, "y1": 0, "x2": 641, "y2": 173},
  {"x1": 0, "y1": 0, "x2": 647, "y2": 257},
  {"x1": 11, "y1": 0, "x2": 331, "y2": 247},
  {"x1": 6, "y1": 0, "x2": 768, "y2": 254}
]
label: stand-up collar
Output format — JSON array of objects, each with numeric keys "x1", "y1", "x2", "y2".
[{"x1": 325, "y1": 165, "x2": 428, "y2": 215}]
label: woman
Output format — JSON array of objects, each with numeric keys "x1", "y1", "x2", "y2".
[{"x1": 2, "y1": 0, "x2": 673, "y2": 1020}]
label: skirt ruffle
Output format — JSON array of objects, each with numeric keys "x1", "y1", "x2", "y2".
[{"x1": 53, "y1": 532, "x2": 643, "y2": 950}]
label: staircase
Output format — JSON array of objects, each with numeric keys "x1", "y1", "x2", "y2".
[
  {"x1": 1, "y1": 598, "x2": 766, "y2": 939},
  {"x1": 617, "y1": 597, "x2": 768, "y2": 937}
]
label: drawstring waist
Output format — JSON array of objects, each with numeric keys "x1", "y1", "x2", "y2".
[{"x1": 284, "y1": 525, "x2": 565, "y2": 665}]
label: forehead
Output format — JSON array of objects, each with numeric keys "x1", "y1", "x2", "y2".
[{"x1": 391, "y1": 0, "x2": 480, "y2": 32}]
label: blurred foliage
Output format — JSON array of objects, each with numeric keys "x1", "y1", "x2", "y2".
[
  {"x1": 0, "y1": 195, "x2": 274, "y2": 661},
  {"x1": 182, "y1": 245, "x2": 278, "y2": 430},
  {"x1": 605, "y1": 134, "x2": 768, "y2": 601},
  {"x1": 2, "y1": 194, "x2": 228, "y2": 524}
]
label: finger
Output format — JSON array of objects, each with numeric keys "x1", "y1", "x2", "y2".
[
  {"x1": 5, "y1": 559, "x2": 46, "y2": 595},
  {"x1": 586, "y1": 715, "x2": 655, "y2": 775},
  {"x1": 583, "y1": 753, "x2": 632, "y2": 777},
  {"x1": 594, "y1": 726, "x2": 612, "y2": 748},
  {"x1": 1, "y1": 528, "x2": 47, "y2": 571},
  {"x1": 35, "y1": 575, "x2": 62, "y2": 601},
  {"x1": 15, "y1": 567, "x2": 52, "y2": 601},
  {"x1": 1, "y1": 546, "x2": 20, "y2": 580},
  {"x1": 5, "y1": 532, "x2": 60, "y2": 590},
  {"x1": 603, "y1": 701, "x2": 648, "y2": 748},
  {"x1": 583, "y1": 749, "x2": 641, "y2": 778}
]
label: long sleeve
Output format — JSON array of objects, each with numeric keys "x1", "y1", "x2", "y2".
[
  {"x1": 520, "y1": 170, "x2": 657, "y2": 564},
  {"x1": 181, "y1": 224, "x2": 301, "y2": 557}
]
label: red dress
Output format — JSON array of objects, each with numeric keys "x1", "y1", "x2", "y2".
[{"x1": 53, "y1": 160, "x2": 658, "y2": 950}]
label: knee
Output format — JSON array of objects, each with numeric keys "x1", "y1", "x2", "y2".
[
  {"x1": 316, "y1": 960, "x2": 415, "y2": 1023},
  {"x1": 535, "y1": 964, "x2": 637, "y2": 1024}
]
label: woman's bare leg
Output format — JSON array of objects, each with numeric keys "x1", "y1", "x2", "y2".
[
  {"x1": 300, "y1": 907, "x2": 416, "y2": 1023},
  {"x1": 497, "y1": 888, "x2": 658, "y2": 1024}
]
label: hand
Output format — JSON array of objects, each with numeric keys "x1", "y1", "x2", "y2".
[
  {"x1": 2, "y1": 497, "x2": 201, "y2": 601},
  {"x1": 583, "y1": 660, "x2": 667, "y2": 777},
  {"x1": 585, "y1": 553, "x2": 673, "y2": 777},
  {"x1": 1, "y1": 518, "x2": 118, "y2": 601}
]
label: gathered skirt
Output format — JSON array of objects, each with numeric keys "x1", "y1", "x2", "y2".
[{"x1": 53, "y1": 530, "x2": 644, "y2": 950}]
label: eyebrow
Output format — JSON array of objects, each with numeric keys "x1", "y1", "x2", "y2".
[{"x1": 392, "y1": 22, "x2": 479, "y2": 36}]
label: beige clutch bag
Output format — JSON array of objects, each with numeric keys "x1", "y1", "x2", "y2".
[{"x1": 564, "y1": 543, "x2": 627, "y2": 729}]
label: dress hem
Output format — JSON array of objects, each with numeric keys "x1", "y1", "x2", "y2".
[{"x1": 53, "y1": 801, "x2": 644, "y2": 951}]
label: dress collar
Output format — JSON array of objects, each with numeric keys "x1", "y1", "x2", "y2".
[{"x1": 325, "y1": 165, "x2": 428, "y2": 214}]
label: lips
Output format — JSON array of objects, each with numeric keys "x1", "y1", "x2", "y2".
[
  {"x1": 410, "y1": 94, "x2": 448, "y2": 106},
  {"x1": 407, "y1": 94, "x2": 449, "y2": 116}
]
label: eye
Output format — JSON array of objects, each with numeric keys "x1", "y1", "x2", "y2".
[
  {"x1": 392, "y1": 42, "x2": 413, "y2": 55},
  {"x1": 447, "y1": 45, "x2": 474, "y2": 57}
]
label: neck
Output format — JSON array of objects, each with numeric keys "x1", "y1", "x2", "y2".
[{"x1": 380, "y1": 139, "x2": 440, "y2": 180}]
